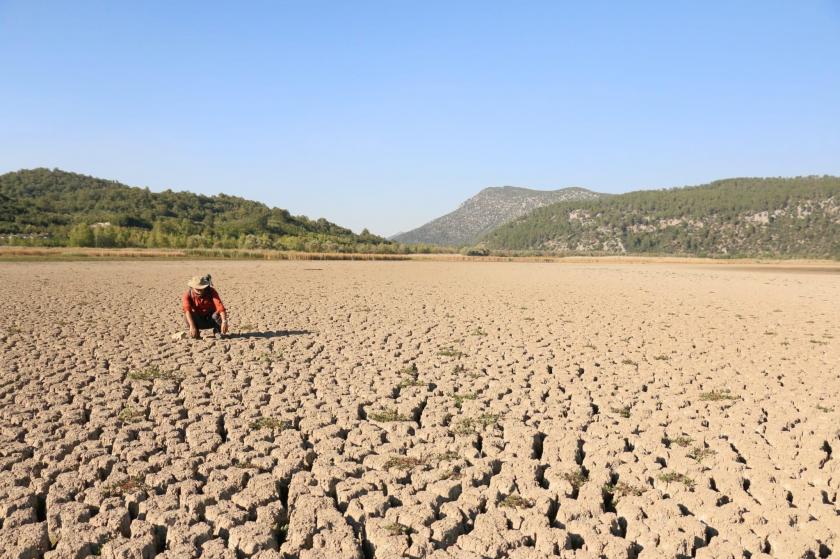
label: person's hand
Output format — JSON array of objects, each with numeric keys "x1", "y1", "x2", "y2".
[
  {"x1": 221, "y1": 321, "x2": 229, "y2": 335},
  {"x1": 189, "y1": 326, "x2": 199, "y2": 339}
]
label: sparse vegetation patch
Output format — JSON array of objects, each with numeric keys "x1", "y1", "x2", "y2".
[
  {"x1": 610, "y1": 405, "x2": 631, "y2": 418},
  {"x1": 687, "y1": 446, "x2": 716, "y2": 463},
  {"x1": 563, "y1": 469, "x2": 589, "y2": 490},
  {"x1": 384, "y1": 522, "x2": 414, "y2": 536},
  {"x1": 118, "y1": 406, "x2": 145, "y2": 423},
  {"x1": 102, "y1": 475, "x2": 147, "y2": 497},
  {"x1": 438, "y1": 346, "x2": 466, "y2": 358},
  {"x1": 500, "y1": 494, "x2": 534, "y2": 509},
  {"x1": 127, "y1": 365, "x2": 182, "y2": 382},
  {"x1": 369, "y1": 407, "x2": 410, "y2": 422},
  {"x1": 452, "y1": 392, "x2": 477, "y2": 409},
  {"x1": 665, "y1": 435, "x2": 694, "y2": 448},
  {"x1": 383, "y1": 456, "x2": 425, "y2": 471},
  {"x1": 699, "y1": 389, "x2": 738, "y2": 402},
  {"x1": 658, "y1": 472, "x2": 695, "y2": 488},
  {"x1": 249, "y1": 417, "x2": 291, "y2": 431},
  {"x1": 603, "y1": 481, "x2": 647, "y2": 502}
]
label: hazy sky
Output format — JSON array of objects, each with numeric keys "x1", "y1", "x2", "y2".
[{"x1": 2, "y1": 1, "x2": 839, "y2": 236}]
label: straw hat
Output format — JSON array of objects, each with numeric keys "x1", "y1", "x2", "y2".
[{"x1": 187, "y1": 274, "x2": 212, "y2": 290}]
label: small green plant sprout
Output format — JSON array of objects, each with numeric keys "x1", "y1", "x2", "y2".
[
  {"x1": 102, "y1": 475, "x2": 147, "y2": 497},
  {"x1": 657, "y1": 472, "x2": 695, "y2": 489},
  {"x1": 249, "y1": 417, "x2": 291, "y2": 431},
  {"x1": 451, "y1": 413, "x2": 500, "y2": 436},
  {"x1": 500, "y1": 494, "x2": 534, "y2": 509},
  {"x1": 383, "y1": 456, "x2": 425, "y2": 471},
  {"x1": 452, "y1": 418, "x2": 478, "y2": 436},
  {"x1": 610, "y1": 405, "x2": 631, "y2": 419},
  {"x1": 816, "y1": 404, "x2": 835, "y2": 413},
  {"x1": 699, "y1": 389, "x2": 738, "y2": 402},
  {"x1": 471, "y1": 327, "x2": 488, "y2": 337},
  {"x1": 653, "y1": 354, "x2": 670, "y2": 361},
  {"x1": 451, "y1": 392, "x2": 477, "y2": 409},
  {"x1": 664, "y1": 435, "x2": 694, "y2": 448},
  {"x1": 397, "y1": 363, "x2": 424, "y2": 388},
  {"x1": 275, "y1": 522, "x2": 289, "y2": 542},
  {"x1": 438, "y1": 346, "x2": 466, "y2": 358},
  {"x1": 369, "y1": 408, "x2": 410, "y2": 422},
  {"x1": 118, "y1": 406, "x2": 145, "y2": 423},
  {"x1": 127, "y1": 365, "x2": 182, "y2": 382},
  {"x1": 398, "y1": 376, "x2": 425, "y2": 389},
  {"x1": 384, "y1": 522, "x2": 414, "y2": 536},
  {"x1": 562, "y1": 469, "x2": 589, "y2": 490},
  {"x1": 687, "y1": 446, "x2": 716, "y2": 463},
  {"x1": 602, "y1": 481, "x2": 646, "y2": 503}
]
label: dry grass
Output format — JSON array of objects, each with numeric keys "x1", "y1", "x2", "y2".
[
  {"x1": 499, "y1": 494, "x2": 534, "y2": 509},
  {"x1": 383, "y1": 456, "x2": 425, "y2": 471},
  {"x1": 665, "y1": 435, "x2": 694, "y2": 448},
  {"x1": 102, "y1": 476, "x2": 147, "y2": 497},
  {"x1": 603, "y1": 481, "x2": 647, "y2": 501}
]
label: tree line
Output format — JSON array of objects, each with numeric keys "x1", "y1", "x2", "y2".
[
  {"x1": 483, "y1": 176, "x2": 840, "y2": 259},
  {"x1": 0, "y1": 168, "x2": 445, "y2": 253}
]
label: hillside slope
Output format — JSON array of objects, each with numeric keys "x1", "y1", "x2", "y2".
[
  {"x1": 483, "y1": 177, "x2": 840, "y2": 258},
  {"x1": 0, "y1": 168, "x2": 386, "y2": 250},
  {"x1": 392, "y1": 186, "x2": 601, "y2": 246}
]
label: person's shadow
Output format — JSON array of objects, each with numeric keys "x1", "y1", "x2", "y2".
[{"x1": 226, "y1": 330, "x2": 313, "y2": 339}]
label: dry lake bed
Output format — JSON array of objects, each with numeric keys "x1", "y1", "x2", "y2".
[{"x1": 1, "y1": 260, "x2": 838, "y2": 558}]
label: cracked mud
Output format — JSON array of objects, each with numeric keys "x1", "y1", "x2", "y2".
[{"x1": 1, "y1": 261, "x2": 838, "y2": 558}]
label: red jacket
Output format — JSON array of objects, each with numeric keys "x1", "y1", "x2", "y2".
[{"x1": 182, "y1": 287, "x2": 225, "y2": 316}]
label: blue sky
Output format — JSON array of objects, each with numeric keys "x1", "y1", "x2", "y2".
[{"x1": 1, "y1": 1, "x2": 839, "y2": 236}]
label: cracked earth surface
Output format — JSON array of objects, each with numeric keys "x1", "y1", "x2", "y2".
[{"x1": 1, "y1": 261, "x2": 838, "y2": 559}]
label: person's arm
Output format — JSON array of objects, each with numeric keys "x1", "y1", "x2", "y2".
[
  {"x1": 184, "y1": 310, "x2": 198, "y2": 338},
  {"x1": 213, "y1": 290, "x2": 229, "y2": 334},
  {"x1": 182, "y1": 291, "x2": 198, "y2": 338}
]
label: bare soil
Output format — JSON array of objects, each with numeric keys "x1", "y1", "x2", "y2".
[{"x1": 1, "y1": 261, "x2": 838, "y2": 558}]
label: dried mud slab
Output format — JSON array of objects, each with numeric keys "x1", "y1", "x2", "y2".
[{"x1": 1, "y1": 260, "x2": 838, "y2": 558}]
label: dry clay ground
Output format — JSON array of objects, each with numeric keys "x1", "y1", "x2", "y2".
[{"x1": 1, "y1": 261, "x2": 838, "y2": 559}]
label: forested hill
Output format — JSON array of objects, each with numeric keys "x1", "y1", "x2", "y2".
[
  {"x1": 483, "y1": 177, "x2": 840, "y2": 259},
  {"x1": 0, "y1": 168, "x2": 387, "y2": 251}
]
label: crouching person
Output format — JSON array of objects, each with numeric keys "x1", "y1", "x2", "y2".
[{"x1": 183, "y1": 274, "x2": 229, "y2": 339}]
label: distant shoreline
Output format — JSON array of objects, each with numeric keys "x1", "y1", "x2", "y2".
[{"x1": 2, "y1": 246, "x2": 839, "y2": 271}]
